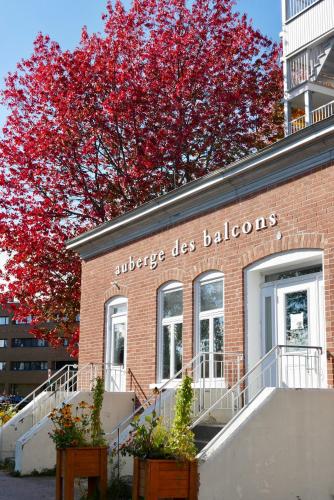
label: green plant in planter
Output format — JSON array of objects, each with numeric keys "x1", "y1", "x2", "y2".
[
  {"x1": 120, "y1": 375, "x2": 196, "y2": 461},
  {"x1": 167, "y1": 374, "x2": 197, "y2": 461},
  {"x1": 121, "y1": 411, "x2": 169, "y2": 459},
  {"x1": 91, "y1": 376, "x2": 106, "y2": 446}
]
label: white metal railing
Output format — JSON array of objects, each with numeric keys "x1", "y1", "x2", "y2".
[
  {"x1": 0, "y1": 362, "x2": 127, "y2": 461},
  {"x1": 3, "y1": 364, "x2": 78, "y2": 423},
  {"x1": 0, "y1": 362, "x2": 126, "y2": 430},
  {"x1": 286, "y1": 0, "x2": 319, "y2": 19},
  {"x1": 192, "y1": 345, "x2": 322, "y2": 452},
  {"x1": 312, "y1": 99, "x2": 334, "y2": 123},
  {"x1": 288, "y1": 99, "x2": 334, "y2": 135},
  {"x1": 289, "y1": 115, "x2": 306, "y2": 134},
  {"x1": 107, "y1": 351, "x2": 243, "y2": 453},
  {"x1": 82, "y1": 364, "x2": 126, "y2": 392},
  {"x1": 0, "y1": 364, "x2": 82, "y2": 460}
]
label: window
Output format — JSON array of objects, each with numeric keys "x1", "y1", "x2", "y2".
[
  {"x1": 105, "y1": 297, "x2": 127, "y2": 368},
  {"x1": 105, "y1": 296, "x2": 128, "y2": 392},
  {"x1": 12, "y1": 338, "x2": 48, "y2": 348},
  {"x1": 0, "y1": 340, "x2": 8, "y2": 348},
  {"x1": 158, "y1": 282, "x2": 183, "y2": 381},
  {"x1": 0, "y1": 362, "x2": 6, "y2": 371},
  {"x1": 265, "y1": 265, "x2": 322, "y2": 283},
  {"x1": 12, "y1": 316, "x2": 32, "y2": 325},
  {"x1": 11, "y1": 361, "x2": 48, "y2": 371},
  {"x1": 0, "y1": 317, "x2": 9, "y2": 326},
  {"x1": 196, "y1": 272, "x2": 224, "y2": 378}
]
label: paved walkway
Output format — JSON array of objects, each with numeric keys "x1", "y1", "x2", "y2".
[{"x1": 0, "y1": 471, "x2": 84, "y2": 499}]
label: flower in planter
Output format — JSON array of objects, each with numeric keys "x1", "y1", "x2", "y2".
[
  {"x1": 48, "y1": 376, "x2": 106, "y2": 449},
  {"x1": 48, "y1": 402, "x2": 91, "y2": 449},
  {"x1": 0, "y1": 405, "x2": 16, "y2": 427}
]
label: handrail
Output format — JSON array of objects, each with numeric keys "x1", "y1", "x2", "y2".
[
  {"x1": 107, "y1": 351, "x2": 244, "y2": 446},
  {"x1": 279, "y1": 344, "x2": 322, "y2": 352},
  {"x1": 107, "y1": 351, "x2": 204, "y2": 441},
  {"x1": 5, "y1": 364, "x2": 78, "y2": 415},
  {"x1": 128, "y1": 368, "x2": 148, "y2": 401},
  {"x1": 191, "y1": 344, "x2": 322, "y2": 428}
]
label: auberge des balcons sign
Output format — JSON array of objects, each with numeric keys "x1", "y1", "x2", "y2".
[{"x1": 115, "y1": 213, "x2": 278, "y2": 276}]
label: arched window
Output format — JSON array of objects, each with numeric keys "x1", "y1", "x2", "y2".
[
  {"x1": 195, "y1": 271, "x2": 224, "y2": 378},
  {"x1": 158, "y1": 282, "x2": 183, "y2": 381},
  {"x1": 105, "y1": 297, "x2": 128, "y2": 390}
]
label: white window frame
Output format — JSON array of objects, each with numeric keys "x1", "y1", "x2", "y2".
[
  {"x1": 105, "y1": 297, "x2": 128, "y2": 390},
  {"x1": 195, "y1": 271, "x2": 224, "y2": 381},
  {"x1": 157, "y1": 281, "x2": 183, "y2": 383}
]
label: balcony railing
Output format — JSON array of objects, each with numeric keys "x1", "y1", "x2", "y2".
[
  {"x1": 286, "y1": 0, "x2": 319, "y2": 19},
  {"x1": 289, "y1": 115, "x2": 306, "y2": 134},
  {"x1": 288, "y1": 42, "x2": 326, "y2": 90},
  {"x1": 312, "y1": 99, "x2": 334, "y2": 122},
  {"x1": 288, "y1": 99, "x2": 334, "y2": 134}
]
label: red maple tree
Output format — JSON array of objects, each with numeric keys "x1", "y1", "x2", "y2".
[{"x1": 0, "y1": 0, "x2": 283, "y2": 356}]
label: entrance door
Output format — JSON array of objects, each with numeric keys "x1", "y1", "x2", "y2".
[
  {"x1": 105, "y1": 298, "x2": 127, "y2": 391},
  {"x1": 277, "y1": 279, "x2": 321, "y2": 388}
]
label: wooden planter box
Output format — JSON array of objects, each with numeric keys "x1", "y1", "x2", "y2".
[
  {"x1": 132, "y1": 457, "x2": 198, "y2": 500},
  {"x1": 56, "y1": 446, "x2": 108, "y2": 500}
]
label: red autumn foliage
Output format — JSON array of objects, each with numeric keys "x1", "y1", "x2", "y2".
[{"x1": 0, "y1": 0, "x2": 283, "y2": 356}]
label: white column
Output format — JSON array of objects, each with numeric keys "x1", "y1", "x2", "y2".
[
  {"x1": 284, "y1": 100, "x2": 292, "y2": 136},
  {"x1": 304, "y1": 90, "x2": 313, "y2": 126}
]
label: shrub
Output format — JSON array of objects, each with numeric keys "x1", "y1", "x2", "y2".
[{"x1": 120, "y1": 375, "x2": 196, "y2": 461}]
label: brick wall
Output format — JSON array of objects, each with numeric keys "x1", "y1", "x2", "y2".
[{"x1": 79, "y1": 161, "x2": 334, "y2": 392}]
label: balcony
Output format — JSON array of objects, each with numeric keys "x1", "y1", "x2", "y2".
[
  {"x1": 287, "y1": 42, "x2": 330, "y2": 90},
  {"x1": 283, "y1": 0, "x2": 334, "y2": 57},
  {"x1": 286, "y1": 0, "x2": 320, "y2": 20},
  {"x1": 288, "y1": 99, "x2": 334, "y2": 133}
]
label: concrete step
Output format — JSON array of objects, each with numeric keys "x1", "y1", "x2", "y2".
[{"x1": 193, "y1": 423, "x2": 224, "y2": 452}]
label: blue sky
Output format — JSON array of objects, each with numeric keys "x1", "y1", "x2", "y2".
[{"x1": 0, "y1": 0, "x2": 282, "y2": 129}]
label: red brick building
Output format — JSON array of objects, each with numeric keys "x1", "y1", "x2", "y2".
[{"x1": 68, "y1": 116, "x2": 334, "y2": 393}]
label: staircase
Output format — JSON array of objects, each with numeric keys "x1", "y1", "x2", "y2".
[
  {"x1": 310, "y1": 39, "x2": 334, "y2": 87},
  {"x1": 191, "y1": 344, "x2": 323, "y2": 458},
  {"x1": 108, "y1": 343, "x2": 323, "y2": 463},
  {"x1": 106, "y1": 351, "x2": 243, "y2": 453},
  {"x1": 0, "y1": 362, "x2": 126, "y2": 462},
  {"x1": 1, "y1": 346, "x2": 323, "y2": 474},
  {"x1": 0, "y1": 364, "x2": 83, "y2": 461},
  {"x1": 193, "y1": 424, "x2": 224, "y2": 453},
  {"x1": 107, "y1": 344, "x2": 323, "y2": 477}
]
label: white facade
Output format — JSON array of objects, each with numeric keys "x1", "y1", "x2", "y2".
[{"x1": 282, "y1": 0, "x2": 334, "y2": 134}]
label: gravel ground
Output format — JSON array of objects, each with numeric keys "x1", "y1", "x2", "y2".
[{"x1": 0, "y1": 471, "x2": 86, "y2": 499}]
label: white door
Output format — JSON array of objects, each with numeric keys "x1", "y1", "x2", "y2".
[
  {"x1": 105, "y1": 298, "x2": 127, "y2": 391},
  {"x1": 276, "y1": 277, "x2": 323, "y2": 388}
]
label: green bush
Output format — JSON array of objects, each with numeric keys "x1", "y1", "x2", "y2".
[
  {"x1": 167, "y1": 374, "x2": 197, "y2": 460},
  {"x1": 120, "y1": 375, "x2": 196, "y2": 461}
]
